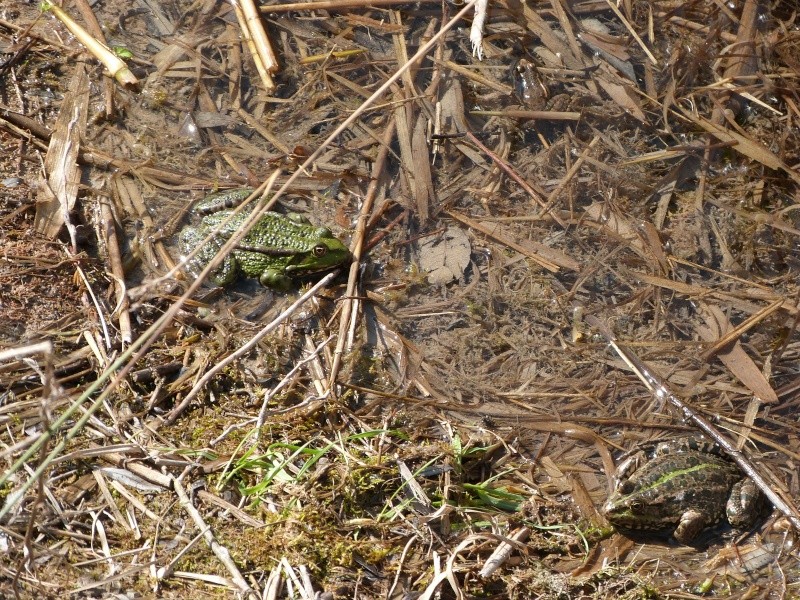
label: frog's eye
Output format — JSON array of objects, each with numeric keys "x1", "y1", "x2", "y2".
[
  {"x1": 313, "y1": 244, "x2": 328, "y2": 258},
  {"x1": 630, "y1": 500, "x2": 644, "y2": 513}
]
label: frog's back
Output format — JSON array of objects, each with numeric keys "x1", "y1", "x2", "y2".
[
  {"x1": 178, "y1": 212, "x2": 238, "y2": 285},
  {"x1": 204, "y1": 210, "x2": 338, "y2": 278},
  {"x1": 629, "y1": 452, "x2": 739, "y2": 508},
  {"x1": 612, "y1": 451, "x2": 740, "y2": 530},
  {"x1": 246, "y1": 212, "x2": 331, "y2": 250}
]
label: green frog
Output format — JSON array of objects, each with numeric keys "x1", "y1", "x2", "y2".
[
  {"x1": 602, "y1": 437, "x2": 763, "y2": 544},
  {"x1": 179, "y1": 189, "x2": 350, "y2": 290}
]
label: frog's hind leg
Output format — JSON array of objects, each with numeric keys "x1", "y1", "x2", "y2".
[{"x1": 726, "y1": 478, "x2": 763, "y2": 529}]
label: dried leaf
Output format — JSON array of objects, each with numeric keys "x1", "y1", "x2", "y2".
[
  {"x1": 419, "y1": 226, "x2": 472, "y2": 285},
  {"x1": 697, "y1": 303, "x2": 779, "y2": 404},
  {"x1": 583, "y1": 202, "x2": 647, "y2": 256},
  {"x1": 682, "y1": 110, "x2": 800, "y2": 185},
  {"x1": 595, "y1": 76, "x2": 646, "y2": 122}
]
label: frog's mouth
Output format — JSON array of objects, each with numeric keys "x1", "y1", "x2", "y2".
[
  {"x1": 286, "y1": 262, "x2": 345, "y2": 276},
  {"x1": 605, "y1": 508, "x2": 676, "y2": 530}
]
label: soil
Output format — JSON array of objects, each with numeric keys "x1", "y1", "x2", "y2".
[{"x1": 1, "y1": 0, "x2": 799, "y2": 598}]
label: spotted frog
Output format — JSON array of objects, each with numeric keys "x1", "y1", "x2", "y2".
[
  {"x1": 514, "y1": 59, "x2": 551, "y2": 110},
  {"x1": 602, "y1": 437, "x2": 764, "y2": 544},
  {"x1": 513, "y1": 59, "x2": 570, "y2": 112},
  {"x1": 179, "y1": 189, "x2": 350, "y2": 290}
]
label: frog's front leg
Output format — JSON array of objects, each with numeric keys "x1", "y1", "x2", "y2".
[
  {"x1": 259, "y1": 268, "x2": 293, "y2": 290},
  {"x1": 209, "y1": 254, "x2": 239, "y2": 286},
  {"x1": 673, "y1": 509, "x2": 708, "y2": 544}
]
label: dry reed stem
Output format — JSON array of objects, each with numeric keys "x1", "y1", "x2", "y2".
[
  {"x1": 700, "y1": 299, "x2": 786, "y2": 362},
  {"x1": 262, "y1": 0, "x2": 441, "y2": 11},
  {"x1": 329, "y1": 118, "x2": 397, "y2": 385},
  {"x1": 41, "y1": 2, "x2": 138, "y2": 87},
  {"x1": 233, "y1": 0, "x2": 277, "y2": 93},
  {"x1": 75, "y1": 264, "x2": 114, "y2": 351},
  {"x1": 478, "y1": 527, "x2": 530, "y2": 578},
  {"x1": 171, "y1": 476, "x2": 255, "y2": 596},
  {"x1": 71, "y1": 0, "x2": 115, "y2": 115}
]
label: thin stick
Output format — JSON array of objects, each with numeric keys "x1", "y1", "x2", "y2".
[
  {"x1": 330, "y1": 118, "x2": 396, "y2": 386},
  {"x1": 603, "y1": 0, "x2": 657, "y2": 65},
  {"x1": 700, "y1": 298, "x2": 785, "y2": 361},
  {"x1": 539, "y1": 135, "x2": 600, "y2": 215},
  {"x1": 98, "y1": 196, "x2": 132, "y2": 345},
  {"x1": 464, "y1": 130, "x2": 567, "y2": 228},
  {"x1": 171, "y1": 475, "x2": 256, "y2": 597},
  {"x1": 262, "y1": 0, "x2": 441, "y2": 12}
]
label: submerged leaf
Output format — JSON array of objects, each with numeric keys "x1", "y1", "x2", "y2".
[{"x1": 419, "y1": 226, "x2": 471, "y2": 285}]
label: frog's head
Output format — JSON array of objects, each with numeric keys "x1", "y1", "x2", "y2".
[
  {"x1": 602, "y1": 475, "x2": 686, "y2": 533},
  {"x1": 265, "y1": 228, "x2": 350, "y2": 287}
]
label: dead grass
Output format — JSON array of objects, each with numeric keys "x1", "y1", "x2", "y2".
[{"x1": 1, "y1": 0, "x2": 799, "y2": 597}]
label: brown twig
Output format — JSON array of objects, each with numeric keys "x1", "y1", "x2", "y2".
[
  {"x1": 98, "y1": 196, "x2": 133, "y2": 345},
  {"x1": 329, "y1": 118, "x2": 397, "y2": 387},
  {"x1": 261, "y1": 0, "x2": 441, "y2": 12},
  {"x1": 464, "y1": 130, "x2": 567, "y2": 228}
]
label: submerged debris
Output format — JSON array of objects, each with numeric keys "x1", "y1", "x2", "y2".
[{"x1": 0, "y1": 0, "x2": 798, "y2": 597}]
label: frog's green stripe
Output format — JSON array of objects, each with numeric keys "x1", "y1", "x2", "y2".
[{"x1": 623, "y1": 462, "x2": 722, "y2": 499}]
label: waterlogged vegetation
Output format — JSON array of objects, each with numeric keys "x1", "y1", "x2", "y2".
[{"x1": 1, "y1": 0, "x2": 799, "y2": 598}]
